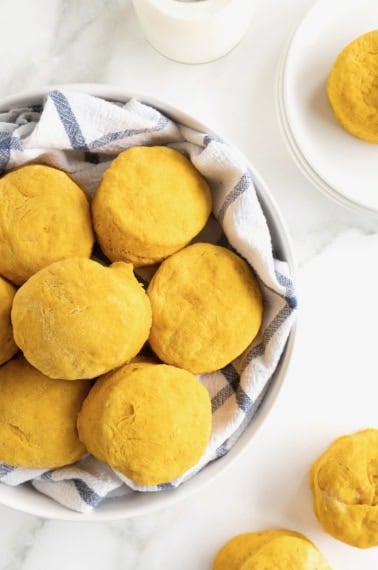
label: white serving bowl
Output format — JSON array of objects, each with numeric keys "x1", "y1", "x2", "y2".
[{"x1": 0, "y1": 85, "x2": 297, "y2": 520}]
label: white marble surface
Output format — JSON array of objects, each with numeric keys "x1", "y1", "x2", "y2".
[{"x1": 0, "y1": 0, "x2": 377, "y2": 568}]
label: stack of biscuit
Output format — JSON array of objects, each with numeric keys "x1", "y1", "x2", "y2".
[{"x1": 0, "y1": 145, "x2": 264, "y2": 486}]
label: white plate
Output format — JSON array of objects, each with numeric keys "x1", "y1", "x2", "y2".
[
  {"x1": 276, "y1": 49, "x2": 372, "y2": 215},
  {"x1": 282, "y1": 0, "x2": 378, "y2": 214}
]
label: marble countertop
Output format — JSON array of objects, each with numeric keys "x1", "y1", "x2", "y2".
[{"x1": 0, "y1": 0, "x2": 377, "y2": 568}]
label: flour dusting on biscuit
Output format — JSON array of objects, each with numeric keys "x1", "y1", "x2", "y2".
[{"x1": 77, "y1": 361, "x2": 212, "y2": 486}]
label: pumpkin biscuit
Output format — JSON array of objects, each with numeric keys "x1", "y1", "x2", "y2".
[
  {"x1": 92, "y1": 146, "x2": 212, "y2": 266},
  {"x1": 77, "y1": 361, "x2": 212, "y2": 486},
  {"x1": 0, "y1": 276, "x2": 18, "y2": 365},
  {"x1": 213, "y1": 530, "x2": 331, "y2": 570},
  {"x1": 0, "y1": 164, "x2": 94, "y2": 285},
  {"x1": 147, "y1": 243, "x2": 263, "y2": 374},
  {"x1": 0, "y1": 355, "x2": 90, "y2": 468},
  {"x1": 11, "y1": 257, "x2": 152, "y2": 380},
  {"x1": 327, "y1": 30, "x2": 378, "y2": 143},
  {"x1": 310, "y1": 428, "x2": 378, "y2": 548}
]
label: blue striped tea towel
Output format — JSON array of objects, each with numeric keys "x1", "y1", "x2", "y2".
[{"x1": 0, "y1": 90, "x2": 297, "y2": 512}]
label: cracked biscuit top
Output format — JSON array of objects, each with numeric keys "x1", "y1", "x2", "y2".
[
  {"x1": 11, "y1": 257, "x2": 152, "y2": 380},
  {"x1": 310, "y1": 428, "x2": 378, "y2": 548},
  {"x1": 212, "y1": 529, "x2": 331, "y2": 570}
]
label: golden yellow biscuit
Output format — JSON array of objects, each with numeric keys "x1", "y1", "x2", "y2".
[
  {"x1": 0, "y1": 355, "x2": 90, "y2": 468},
  {"x1": 92, "y1": 146, "x2": 212, "y2": 266},
  {"x1": 327, "y1": 30, "x2": 378, "y2": 143},
  {"x1": 0, "y1": 164, "x2": 94, "y2": 285},
  {"x1": 147, "y1": 243, "x2": 263, "y2": 374},
  {"x1": 213, "y1": 530, "x2": 331, "y2": 570},
  {"x1": 77, "y1": 361, "x2": 212, "y2": 485},
  {"x1": 12, "y1": 257, "x2": 152, "y2": 380},
  {"x1": 213, "y1": 530, "x2": 302, "y2": 570},
  {"x1": 241, "y1": 535, "x2": 331, "y2": 569},
  {"x1": 310, "y1": 428, "x2": 378, "y2": 548},
  {"x1": 0, "y1": 276, "x2": 18, "y2": 365}
]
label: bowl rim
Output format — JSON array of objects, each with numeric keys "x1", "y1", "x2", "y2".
[{"x1": 0, "y1": 83, "x2": 297, "y2": 520}]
